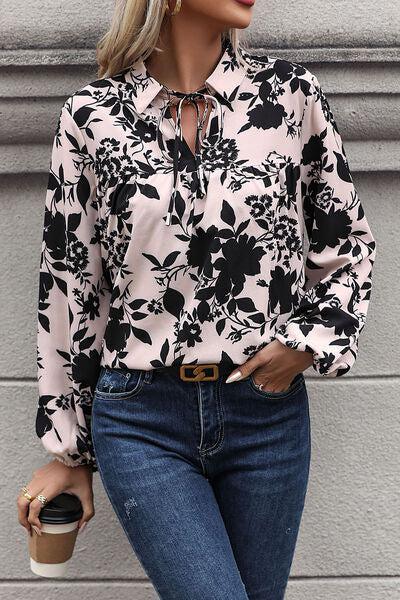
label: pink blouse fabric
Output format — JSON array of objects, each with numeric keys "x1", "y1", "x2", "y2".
[{"x1": 36, "y1": 38, "x2": 377, "y2": 470}]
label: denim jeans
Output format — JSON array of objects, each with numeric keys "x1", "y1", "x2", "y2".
[{"x1": 91, "y1": 364, "x2": 311, "y2": 600}]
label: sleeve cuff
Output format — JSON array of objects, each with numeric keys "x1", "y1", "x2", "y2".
[
  {"x1": 48, "y1": 453, "x2": 98, "y2": 472},
  {"x1": 273, "y1": 326, "x2": 355, "y2": 378}
]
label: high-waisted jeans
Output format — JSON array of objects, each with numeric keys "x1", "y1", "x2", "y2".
[{"x1": 91, "y1": 364, "x2": 311, "y2": 600}]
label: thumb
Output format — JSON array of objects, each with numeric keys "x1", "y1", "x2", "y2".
[
  {"x1": 226, "y1": 354, "x2": 270, "y2": 383},
  {"x1": 74, "y1": 491, "x2": 95, "y2": 531}
]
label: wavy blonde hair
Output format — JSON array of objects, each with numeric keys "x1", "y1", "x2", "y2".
[{"x1": 96, "y1": 0, "x2": 249, "y2": 78}]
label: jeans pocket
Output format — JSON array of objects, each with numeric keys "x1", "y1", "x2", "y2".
[
  {"x1": 94, "y1": 366, "x2": 145, "y2": 400},
  {"x1": 247, "y1": 371, "x2": 305, "y2": 401}
]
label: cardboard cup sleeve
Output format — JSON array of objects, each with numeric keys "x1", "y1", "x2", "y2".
[{"x1": 29, "y1": 524, "x2": 79, "y2": 564}]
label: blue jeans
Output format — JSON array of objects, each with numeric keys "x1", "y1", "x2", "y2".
[{"x1": 91, "y1": 364, "x2": 311, "y2": 600}]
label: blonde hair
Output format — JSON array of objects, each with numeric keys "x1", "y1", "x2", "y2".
[{"x1": 96, "y1": 0, "x2": 249, "y2": 79}]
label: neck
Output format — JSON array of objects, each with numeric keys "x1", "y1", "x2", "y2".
[{"x1": 145, "y1": 15, "x2": 226, "y2": 94}]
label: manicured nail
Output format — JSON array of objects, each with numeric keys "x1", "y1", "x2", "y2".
[
  {"x1": 78, "y1": 521, "x2": 87, "y2": 534},
  {"x1": 32, "y1": 525, "x2": 42, "y2": 536},
  {"x1": 226, "y1": 370, "x2": 243, "y2": 384}
]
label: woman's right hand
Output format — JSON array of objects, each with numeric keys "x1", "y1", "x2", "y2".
[{"x1": 17, "y1": 459, "x2": 94, "y2": 536}]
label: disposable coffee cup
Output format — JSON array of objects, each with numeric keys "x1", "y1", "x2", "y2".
[{"x1": 28, "y1": 492, "x2": 83, "y2": 578}]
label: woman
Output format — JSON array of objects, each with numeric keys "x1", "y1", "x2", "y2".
[{"x1": 18, "y1": 0, "x2": 377, "y2": 597}]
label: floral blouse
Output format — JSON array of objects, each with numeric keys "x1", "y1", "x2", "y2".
[{"x1": 36, "y1": 37, "x2": 377, "y2": 471}]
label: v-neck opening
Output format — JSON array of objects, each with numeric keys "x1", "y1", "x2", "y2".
[{"x1": 163, "y1": 93, "x2": 212, "y2": 162}]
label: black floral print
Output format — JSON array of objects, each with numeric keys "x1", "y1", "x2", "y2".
[{"x1": 36, "y1": 37, "x2": 377, "y2": 470}]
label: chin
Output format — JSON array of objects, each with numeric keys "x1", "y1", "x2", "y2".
[
  {"x1": 229, "y1": 15, "x2": 253, "y2": 29},
  {"x1": 223, "y1": 0, "x2": 254, "y2": 28}
]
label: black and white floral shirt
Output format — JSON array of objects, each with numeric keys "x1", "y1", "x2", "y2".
[{"x1": 36, "y1": 37, "x2": 377, "y2": 470}]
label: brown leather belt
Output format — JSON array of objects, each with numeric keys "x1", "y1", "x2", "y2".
[{"x1": 156, "y1": 362, "x2": 240, "y2": 382}]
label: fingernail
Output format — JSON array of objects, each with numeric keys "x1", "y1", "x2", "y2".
[
  {"x1": 78, "y1": 521, "x2": 87, "y2": 534},
  {"x1": 32, "y1": 525, "x2": 42, "y2": 536},
  {"x1": 226, "y1": 370, "x2": 243, "y2": 384}
]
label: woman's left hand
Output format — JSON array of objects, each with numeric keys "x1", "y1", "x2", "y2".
[{"x1": 225, "y1": 340, "x2": 314, "y2": 392}]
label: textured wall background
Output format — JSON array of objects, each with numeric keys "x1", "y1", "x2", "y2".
[{"x1": 1, "y1": 0, "x2": 399, "y2": 598}]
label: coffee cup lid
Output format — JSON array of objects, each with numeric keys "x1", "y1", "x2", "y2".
[{"x1": 39, "y1": 492, "x2": 83, "y2": 524}]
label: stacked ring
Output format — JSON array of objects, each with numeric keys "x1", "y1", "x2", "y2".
[{"x1": 20, "y1": 486, "x2": 48, "y2": 506}]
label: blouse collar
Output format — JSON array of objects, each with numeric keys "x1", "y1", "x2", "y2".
[{"x1": 123, "y1": 37, "x2": 248, "y2": 116}]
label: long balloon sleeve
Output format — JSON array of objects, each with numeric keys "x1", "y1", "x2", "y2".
[
  {"x1": 274, "y1": 74, "x2": 377, "y2": 377},
  {"x1": 36, "y1": 100, "x2": 111, "y2": 469}
]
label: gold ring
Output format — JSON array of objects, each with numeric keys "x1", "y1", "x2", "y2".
[
  {"x1": 21, "y1": 485, "x2": 34, "y2": 502},
  {"x1": 35, "y1": 494, "x2": 48, "y2": 506}
]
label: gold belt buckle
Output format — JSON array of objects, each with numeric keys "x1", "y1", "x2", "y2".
[{"x1": 179, "y1": 364, "x2": 219, "y2": 382}]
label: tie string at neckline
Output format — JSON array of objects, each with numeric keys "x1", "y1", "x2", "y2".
[{"x1": 156, "y1": 87, "x2": 225, "y2": 231}]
